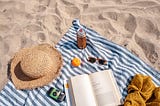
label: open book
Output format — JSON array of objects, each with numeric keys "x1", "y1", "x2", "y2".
[{"x1": 65, "y1": 69, "x2": 122, "y2": 106}]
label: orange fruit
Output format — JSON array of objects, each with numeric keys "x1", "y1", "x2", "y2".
[{"x1": 71, "y1": 57, "x2": 81, "y2": 67}]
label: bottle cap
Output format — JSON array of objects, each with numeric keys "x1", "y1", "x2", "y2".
[{"x1": 77, "y1": 28, "x2": 85, "y2": 36}]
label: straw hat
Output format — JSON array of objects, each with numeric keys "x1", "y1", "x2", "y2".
[{"x1": 10, "y1": 44, "x2": 63, "y2": 89}]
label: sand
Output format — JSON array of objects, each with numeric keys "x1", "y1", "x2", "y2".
[{"x1": 0, "y1": 0, "x2": 160, "y2": 90}]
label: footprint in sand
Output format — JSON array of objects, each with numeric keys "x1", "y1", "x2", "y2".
[
  {"x1": 136, "y1": 18, "x2": 160, "y2": 39},
  {"x1": 135, "y1": 34, "x2": 158, "y2": 64},
  {"x1": 43, "y1": 14, "x2": 62, "y2": 34},
  {"x1": 101, "y1": 12, "x2": 137, "y2": 35},
  {"x1": 36, "y1": 32, "x2": 46, "y2": 42},
  {"x1": 124, "y1": 14, "x2": 137, "y2": 33},
  {"x1": 137, "y1": 18, "x2": 155, "y2": 33},
  {"x1": 81, "y1": 13, "x2": 105, "y2": 23}
]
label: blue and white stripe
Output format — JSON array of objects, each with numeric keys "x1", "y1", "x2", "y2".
[{"x1": 0, "y1": 19, "x2": 160, "y2": 106}]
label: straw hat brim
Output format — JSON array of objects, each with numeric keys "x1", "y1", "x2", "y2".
[{"x1": 10, "y1": 44, "x2": 63, "y2": 89}]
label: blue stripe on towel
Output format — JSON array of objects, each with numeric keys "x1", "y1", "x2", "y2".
[{"x1": 0, "y1": 19, "x2": 160, "y2": 105}]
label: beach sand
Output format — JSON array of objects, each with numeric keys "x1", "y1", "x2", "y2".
[{"x1": 0, "y1": 0, "x2": 160, "y2": 90}]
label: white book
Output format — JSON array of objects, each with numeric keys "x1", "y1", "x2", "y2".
[{"x1": 66, "y1": 69, "x2": 122, "y2": 106}]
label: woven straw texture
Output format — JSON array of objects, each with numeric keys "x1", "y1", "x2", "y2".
[{"x1": 10, "y1": 44, "x2": 63, "y2": 89}]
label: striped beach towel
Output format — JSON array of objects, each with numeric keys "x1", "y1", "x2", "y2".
[{"x1": 0, "y1": 19, "x2": 160, "y2": 106}]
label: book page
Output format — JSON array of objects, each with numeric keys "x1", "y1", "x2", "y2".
[
  {"x1": 69, "y1": 74, "x2": 98, "y2": 106},
  {"x1": 89, "y1": 70, "x2": 122, "y2": 106}
]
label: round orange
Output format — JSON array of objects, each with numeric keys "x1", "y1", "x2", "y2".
[{"x1": 71, "y1": 57, "x2": 81, "y2": 67}]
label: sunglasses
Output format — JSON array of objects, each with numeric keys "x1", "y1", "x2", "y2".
[{"x1": 87, "y1": 57, "x2": 107, "y2": 65}]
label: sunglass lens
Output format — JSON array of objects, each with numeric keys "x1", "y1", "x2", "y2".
[
  {"x1": 88, "y1": 57, "x2": 96, "y2": 63},
  {"x1": 98, "y1": 59, "x2": 107, "y2": 65}
]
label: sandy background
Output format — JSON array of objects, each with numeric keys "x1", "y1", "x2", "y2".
[{"x1": 0, "y1": 0, "x2": 160, "y2": 90}]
